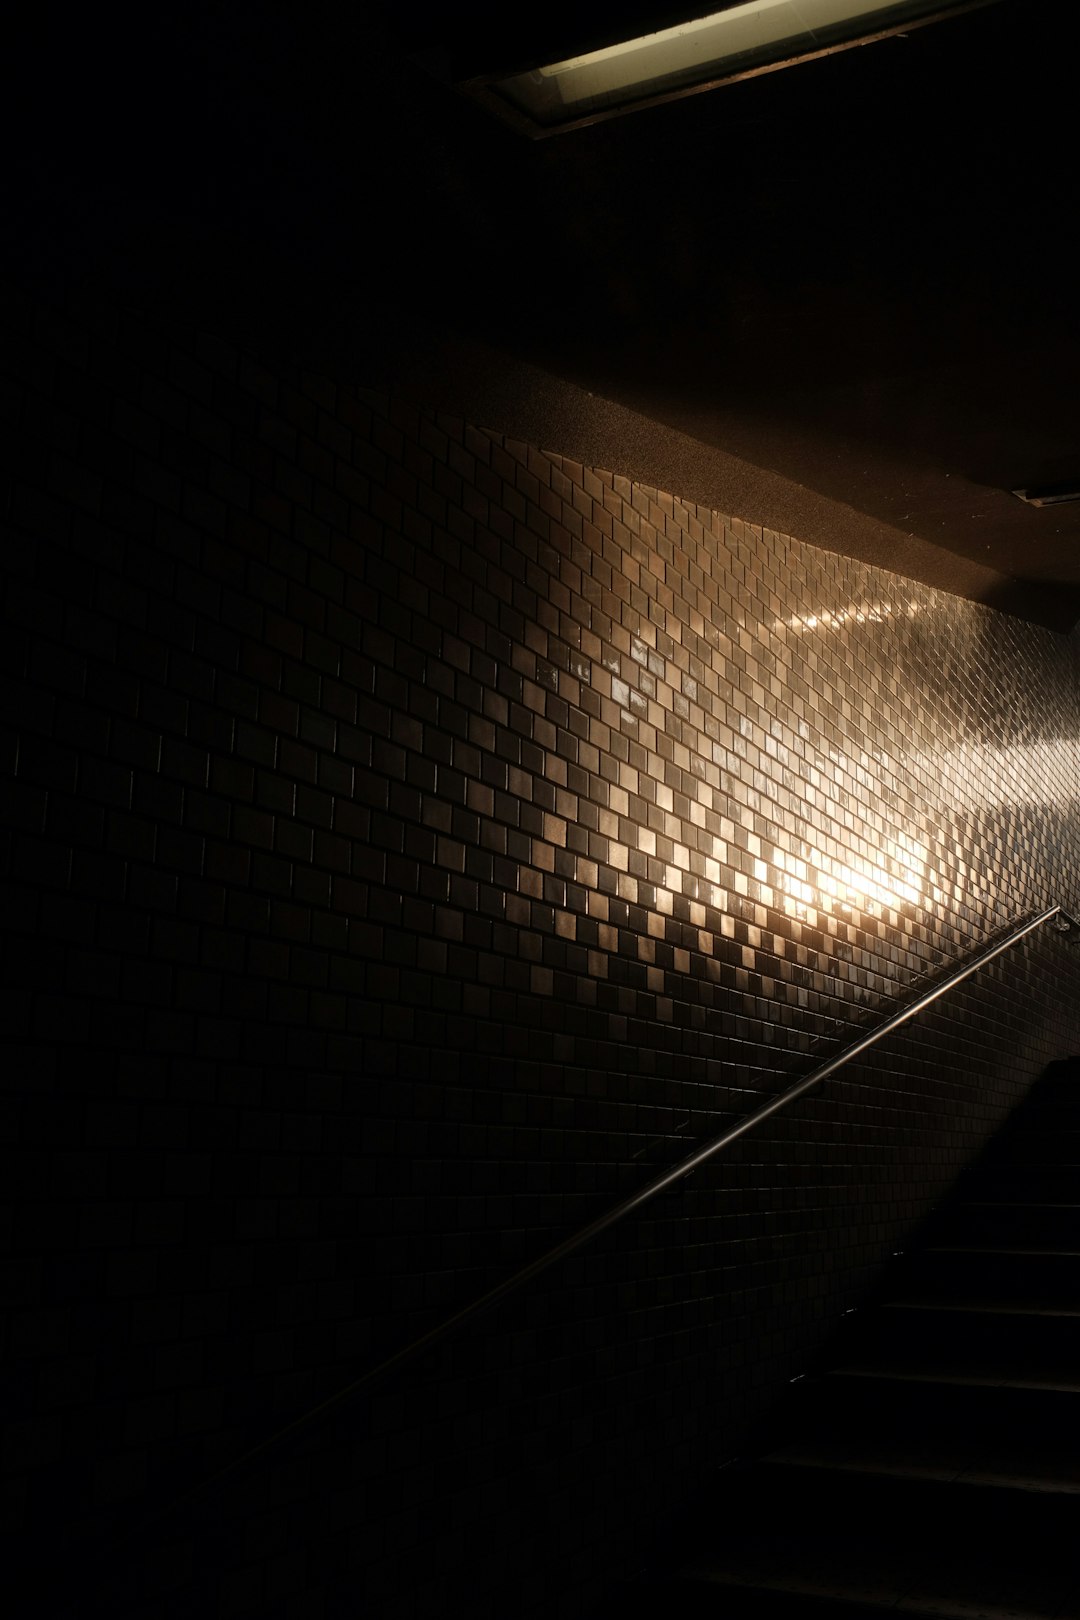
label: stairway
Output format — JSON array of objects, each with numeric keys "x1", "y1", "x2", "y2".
[{"x1": 615, "y1": 1059, "x2": 1080, "y2": 1619}]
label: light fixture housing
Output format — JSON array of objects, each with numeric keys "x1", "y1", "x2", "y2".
[{"x1": 459, "y1": 0, "x2": 1000, "y2": 137}]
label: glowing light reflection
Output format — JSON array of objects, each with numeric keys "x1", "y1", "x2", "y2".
[{"x1": 781, "y1": 601, "x2": 920, "y2": 635}]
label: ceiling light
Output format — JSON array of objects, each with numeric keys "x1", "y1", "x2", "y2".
[{"x1": 467, "y1": 0, "x2": 999, "y2": 135}]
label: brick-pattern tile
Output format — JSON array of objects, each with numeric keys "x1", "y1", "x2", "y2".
[{"x1": 2, "y1": 281, "x2": 1080, "y2": 1619}]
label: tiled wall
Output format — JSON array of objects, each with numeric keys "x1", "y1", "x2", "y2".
[{"x1": 4, "y1": 284, "x2": 1080, "y2": 1618}]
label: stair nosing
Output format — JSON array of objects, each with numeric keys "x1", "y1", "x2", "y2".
[
  {"x1": 883, "y1": 1298, "x2": 1080, "y2": 1317},
  {"x1": 674, "y1": 1566, "x2": 1075, "y2": 1620},
  {"x1": 755, "y1": 1453, "x2": 1080, "y2": 1495},
  {"x1": 825, "y1": 1365, "x2": 1080, "y2": 1393},
  {"x1": 956, "y1": 1200, "x2": 1080, "y2": 1210},
  {"x1": 923, "y1": 1244, "x2": 1080, "y2": 1256}
]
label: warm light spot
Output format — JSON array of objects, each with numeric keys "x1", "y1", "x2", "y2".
[
  {"x1": 780, "y1": 599, "x2": 920, "y2": 635},
  {"x1": 780, "y1": 826, "x2": 928, "y2": 921}
]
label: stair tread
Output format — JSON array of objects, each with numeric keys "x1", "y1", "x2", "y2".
[
  {"x1": 765, "y1": 1437, "x2": 1080, "y2": 1491},
  {"x1": 924, "y1": 1245, "x2": 1080, "y2": 1256},
  {"x1": 957, "y1": 1201, "x2": 1080, "y2": 1210},
  {"x1": 831, "y1": 1362, "x2": 1080, "y2": 1394},
  {"x1": 603, "y1": 1577, "x2": 911, "y2": 1619},
  {"x1": 998, "y1": 1127, "x2": 1080, "y2": 1134},
  {"x1": 675, "y1": 1560, "x2": 1075, "y2": 1620},
  {"x1": 969, "y1": 1155, "x2": 1080, "y2": 1164},
  {"x1": 756, "y1": 1452, "x2": 1080, "y2": 1492},
  {"x1": 970, "y1": 1160, "x2": 1080, "y2": 1168},
  {"x1": 677, "y1": 1522, "x2": 1078, "y2": 1616},
  {"x1": 1003, "y1": 1127, "x2": 1080, "y2": 1140},
  {"x1": 885, "y1": 1296, "x2": 1080, "y2": 1316}
]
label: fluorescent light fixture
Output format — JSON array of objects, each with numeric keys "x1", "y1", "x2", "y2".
[
  {"x1": 475, "y1": 0, "x2": 995, "y2": 134},
  {"x1": 537, "y1": 0, "x2": 892, "y2": 105}
]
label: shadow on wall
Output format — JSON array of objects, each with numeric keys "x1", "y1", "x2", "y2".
[
  {"x1": 100, "y1": 924, "x2": 1080, "y2": 1620},
  {"x1": 4, "y1": 290, "x2": 1080, "y2": 1620}
]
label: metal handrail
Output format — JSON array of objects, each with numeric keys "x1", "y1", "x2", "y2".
[{"x1": 192, "y1": 900, "x2": 1076, "y2": 1495}]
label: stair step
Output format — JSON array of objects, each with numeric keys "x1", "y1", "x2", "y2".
[
  {"x1": 773, "y1": 1445, "x2": 1080, "y2": 1490},
  {"x1": 900, "y1": 1245, "x2": 1080, "y2": 1303},
  {"x1": 625, "y1": 1461, "x2": 1080, "y2": 1618},
  {"x1": 766, "y1": 1427, "x2": 1080, "y2": 1492},
  {"x1": 768, "y1": 1371, "x2": 1080, "y2": 1462},
  {"x1": 821, "y1": 1301, "x2": 1080, "y2": 1401},
  {"x1": 935, "y1": 1201, "x2": 1080, "y2": 1246},
  {"x1": 666, "y1": 1464, "x2": 1080, "y2": 1614},
  {"x1": 885, "y1": 1295, "x2": 1080, "y2": 1316},
  {"x1": 669, "y1": 1551, "x2": 1075, "y2": 1620},
  {"x1": 962, "y1": 1166, "x2": 1080, "y2": 1200},
  {"x1": 1004, "y1": 1102, "x2": 1080, "y2": 1129},
  {"x1": 833, "y1": 1360, "x2": 1080, "y2": 1394},
  {"x1": 927, "y1": 1244, "x2": 1080, "y2": 1254},
  {"x1": 1015, "y1": 1090, "x2": 1080, "y2": 1108},
  {"x1": 984, "y1": 1128, "x2": 1080, "y2": 1164},
  {"x1": 605, "y1": 1576, "x2": 926, "y2": 1619},
  {"x1": 711, "y1": 1458, "x2": 1080, "y2": 1532}
]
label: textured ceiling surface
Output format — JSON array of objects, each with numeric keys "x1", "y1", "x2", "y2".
[{"x1": 5, "y1": 1, "x2": 1079, "y2": 624}]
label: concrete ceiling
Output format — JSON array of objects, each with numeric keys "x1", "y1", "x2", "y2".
[{"x1": 6, "y1": 1, "x2": 1080, "y2": 628}]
